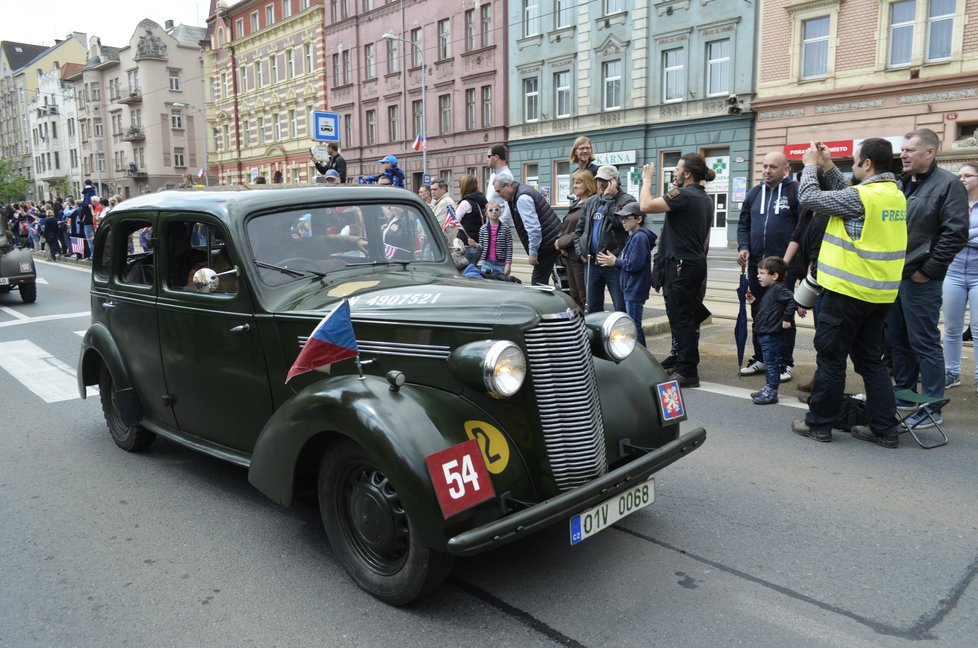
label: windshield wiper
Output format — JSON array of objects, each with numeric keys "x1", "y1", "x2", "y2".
[
  {"x1": 254, "y1": 260, "x2": 313, "y2": 278},
  {"x1": 344, "y1": 260, "x2": 411, "y2": 269}
]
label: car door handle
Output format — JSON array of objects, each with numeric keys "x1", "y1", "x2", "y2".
[
  {"x1": 230, "y1": 324, "x2": 250, "y2": 333},
  {"x1": 102, "y1": 300, "x2": 117, "y2": 309}
]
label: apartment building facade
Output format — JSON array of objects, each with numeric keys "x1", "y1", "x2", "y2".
[
  {"x1": 325, "y1": 0, "x2": 509, "y2": 190},
  {"x1": 1, "y1": 36, "x2": 87, "y2": 200},
  {"x1": 203, "y1": 0, "x2": 327, "y2": 186},
  {"x1": 753, "y1": 0, "x2": 978, "y2": 179},
  {"x1": 507, "y1": 0, "x2": 758, "y2": 247},
  {"x1": 27, "y1": 62, "x2": 83, "y2": 200},
  {"x1": 64, "y1": 20, "x2": 207, "y2": 199}
]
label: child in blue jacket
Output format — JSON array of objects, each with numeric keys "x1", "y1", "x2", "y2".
[{"x1": 596, "y1": 202, "x2": 657, "y2": 346}]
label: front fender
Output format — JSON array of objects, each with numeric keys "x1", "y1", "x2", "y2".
[
  {"x1": 77, "y1": 323, "x2": 142, "y2": 425},
  {"x1": 247, "y1": 375, "x2": 534, "y2": 550}
]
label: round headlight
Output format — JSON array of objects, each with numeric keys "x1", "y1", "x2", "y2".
[
  {"x1": 602, "y1": 312, "x2": 637, "y2": 361},
  {"x1": 483, "y1": 341, "x2": 526, "y2": 398}
]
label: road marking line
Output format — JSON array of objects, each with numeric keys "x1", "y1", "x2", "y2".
[
  {"x1": 0, "y1": 340, "x2": 80, "y2": 403},
  {"x1": 75, "y1": 330, "x2": 86, "y2": 337},
  {"x1": 0, "y1": 305, "x2": 31, "y2": 320},
  {"x1": 695, "y1": 381, "x2": 809, "y2": 410},
  {"x1": 0, "y1": 311, "x2": 90, "y2": 329},
  {"x1": 33, "y1": 259, "x2": 92, "y2": 273}
]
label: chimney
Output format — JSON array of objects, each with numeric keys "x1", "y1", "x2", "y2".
[{"x1": 165, "y1": 19, "x2": 174, "y2": 30}]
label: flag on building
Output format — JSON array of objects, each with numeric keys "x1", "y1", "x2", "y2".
[
  {"x1": 197, "y1": 167, "x2": 206, "y2": 179},
  {"x1": 286, "y1": 300, "x2": 358, "y2": 383},
  {"x1": 413, "y1": 133, "x2": 427, "y2": 152},
  {"x1": 442, "y1": 204, "x2": 460, "y2": 232}
]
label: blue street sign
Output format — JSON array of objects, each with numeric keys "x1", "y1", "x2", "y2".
[
  {"x1": 423, "y1": 174, "x2": 432, "y2": 185},
  {"x1": 310, "y1": 111, "x2": 340, "y2": 142}
]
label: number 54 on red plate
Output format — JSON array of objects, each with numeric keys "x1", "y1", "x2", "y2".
[{"x1": 425, "y1": 439, "x2": 495, "y2": 518}]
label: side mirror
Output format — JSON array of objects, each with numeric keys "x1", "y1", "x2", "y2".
[{"x1": 191, "y1": 266, "x2": 238, "y2": 293}]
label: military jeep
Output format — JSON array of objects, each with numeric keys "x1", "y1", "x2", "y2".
[
  {"x1": 0, "y1": 229, "x2": 37, "y2": 303},
  {"x1": 77, "y1": 187, "x2": 705, "y2": 605}
]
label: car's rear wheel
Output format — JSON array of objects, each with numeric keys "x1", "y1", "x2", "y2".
[
  {"x1": 98, "y1": 365, "x2": 156, "y2": 452},
  {"x1": 319, "y1": 439, "x2": 453, "y2": 605},
  {"x1": 19, "y1": 282, "x2": 36, "y2": 303}
]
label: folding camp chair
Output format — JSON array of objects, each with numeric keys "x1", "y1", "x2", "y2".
[{"x1": 894, "y1": 389, "x2": 949, "y2": 449}]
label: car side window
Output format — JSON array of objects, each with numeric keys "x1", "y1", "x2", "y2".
[
  {"x1": 165, "y1": 219, "x2": 238, "y2": 294},
  {"x1": 93, "y1": 223, "x2": 112, "y2": 281},
  {"x1": 119, "y1": 219, "x2": 154, "y2": 286}
]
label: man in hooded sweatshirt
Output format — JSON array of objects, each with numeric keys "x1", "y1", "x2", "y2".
[{"x1": 736, "y1": 151, "x2": 800, "y2": 382}]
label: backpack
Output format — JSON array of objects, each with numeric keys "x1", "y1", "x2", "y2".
[{"x1": 834, "y1": 394, "x2": 867, "y2": 432}]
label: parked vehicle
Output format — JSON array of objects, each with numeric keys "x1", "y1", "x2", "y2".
[
  {"x1": 77, "y1": 187, "x2": 705, "y2": 604},
  {"x1": 0, "y1": 229, "x2": 37, "y2": 303}
]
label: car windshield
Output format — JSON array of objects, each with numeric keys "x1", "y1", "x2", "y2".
[{"x1": 246, "y1": 203, "x2": 445, "y2": 285}]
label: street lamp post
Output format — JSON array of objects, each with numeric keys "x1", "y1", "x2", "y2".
[{"x1": 382, "y1": 32, "x2": 426, "y2": 181}]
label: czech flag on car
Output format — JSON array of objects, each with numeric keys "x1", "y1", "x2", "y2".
[{"x1": 286, "y1": 300, "x2": 358, "y2": 382}]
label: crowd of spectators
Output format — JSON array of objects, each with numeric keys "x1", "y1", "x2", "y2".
[{"x1": 3, "y1": 192, "x2": 121, "y2": 261}]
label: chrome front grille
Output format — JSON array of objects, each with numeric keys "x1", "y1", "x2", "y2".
[{"x1": 524, "y1": 313, "x2": 607, "y2": 491}]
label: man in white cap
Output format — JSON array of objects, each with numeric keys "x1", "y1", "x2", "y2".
[{"x1": 572, "y1": 164, "x2": 636, "y2": 313}]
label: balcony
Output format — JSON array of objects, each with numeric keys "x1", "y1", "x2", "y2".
[
  {"x1": 118, "y1": 87, "x2": 142, "y2": 104},
  {"x1": 122, "y1": 126, "x2": 145, "y2": 141}
]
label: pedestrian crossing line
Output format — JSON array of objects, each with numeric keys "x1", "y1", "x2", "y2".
[
  {"x1": 0, "y1": 311, "x2": 90, "y2": 329},
  {"x1": 695, "y1": 380, "x2": 808, "y2": 410},
  {"x1": 0, "y1": 340, "x2": 83, "y2": 403},
  {"x1": 0, "y1": 305, "x2": 31, "y2": 320}
]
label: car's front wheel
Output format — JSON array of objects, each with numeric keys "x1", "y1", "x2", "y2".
[
  {"x1": 99, "y1": 365, "x2": 156, "y2": 452},
  {"x1": 319, "y1": 439, "x2": 454, "y2": 605},
  {"x1": 19, "y1": 282, "x2": 36, "y2": 303}
]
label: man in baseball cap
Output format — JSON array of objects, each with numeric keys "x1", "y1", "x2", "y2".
[
  {"x1": 323, "y1": 169, "x2": 341, "y2": 184},
  {"x1": 365, "y1": 154, "x2": 405, "y2": 187},
  {"x1": 594, "y1": 164, "x2": 620, "y2": 181}
]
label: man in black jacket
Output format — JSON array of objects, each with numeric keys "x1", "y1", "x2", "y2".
[
  {"x1": 886, "y1": 128, "x2": 968, "y2": 430},
  {"x1": 493, "y1": 170, "x2": 561, "y2": 286},
  {"x1": 572, "y1": 164, "x2": 636, "y2": 313},
  {"x1": 312, "y1": 143, "x2": 347, "y2": 183}
]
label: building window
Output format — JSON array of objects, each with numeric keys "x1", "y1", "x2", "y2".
[
  {"x1": 342, "y1": 50, "x2": 351, "y2": 84},
  {"x1": 273, "y1": 112, "x2": 281, "y2": 140},
  {"x1": 480, "y1": 4, "x2": 492, "y2": 47},
  {"x1": 662, "y1": 48, "x2": 684, "y2": 103},
  {"x1": 171, "y1": 110, "x2": 183, "y2": 129},
  {"x1": 602, "y1": 60, "x2": 621, "y2": 110},
  {"x1": 286, "y1": 49, "x2": 295, "y2": 78},
  {"x1": 888, "y1": 1, "x2": 915, "y2": 67},
  {"x1": 91, "y1": 82, "x2": 101, "y2": 102},
  {"x1": 554, "y1": 71, "x2": 571, "y2": 118},
  {"x1": 364, "y1": 0, "x2": 373, "y2": 10},
  {"x1": 265, "y1": 4, "x2": 274, "y2": 25},
  {"x1": 282, "y1": 0, "x2": 292, "y2": 18},
  {"x1": 465, "y1": 9, "x2": 476, "y2": 51},
  {"x1": 605, "y1": 0, "x2": 623, "y2": 13},
  {"x1": 439, "y1": 94, "x2": 452, "y2": 134},
  {"x1": 174, "y1": 147, "x2": 186, "y2": 168},
  {"x1": 94, "y1": 117, "x2": 103, "y2": 137},
  {"x1": 801, "y1": 16, "x2": 830, "y2": 79},
  {"x1": 387, "y1": 39, "x2": 399, "y2": 73},
  {"x1": 465, "y1": 88, "x2": 476, "y2": 130},
  {"x1": 481, "y1": 85, "x2": 492, "y2": 128},
  {"x1": 412, "y1": 100, "x2": 423, "y2": 138},
  {"x1": 258, "y1": 115, "x2": 266, "y2": 144},
  {"x1": 366, "y1": 109, "x2": 377, "y2": 145},
  {"x1": 300, "y1": 0, "x2": 309, "y2": 8},
  {"x1": 239, "y1": 65, "x2": 248, "y2": 92},
  {"x1": 305, "y1": 43, "x2": 314, "y2": 73},
  {"x1": 236, "y1": 18, "x2": 244, "y2": 38},
  {"x1": 523, "y1": 77, "x2": 539, "y2": 122},
  {"x1": 365, "y1": 43, "x2": 376, "y2": 79},
  {"x1": 255, "y1": 61, "x2": 264, "y2": 88},
  {"x1": 332, "y1": 54, "x2": 340, "y2": 84},
  {"x1": 556, "y1": 0, "x2": 575, "y2": 28},
  {"x1": 523, "y1": 0, "x2": 540, "y2": 37},
  {"x1": 242, "y1": 119, "x2": 251, "y2": 146},
  {"x1": 222, "y1": 124, "x2": 231, "y2": 149},
  {"x1": 270, "y1": 55, "x2": 279, "y2": 83},
  {"x1": 289, "y1": 109, "x2": 297, "y2": 138},
  {"x1": 169, "y1": 70, "x2": 181, "y2": 91},
  {"x1": 927, "y1": 0, "x2": 954, "y2": 62},
  {"x1": 438, "y1": 19, "x2": 451, "y2": 59},
  {"x1": 341, "y1": 0, "x2": 349, "y2": 18},
  {"x1": 388, "y1": 105, "x2": 399, "y2": 141},
  {"x1": 411, "y1": 28, "x2": 423, "y2": 67},
  {"x1": 330, "y1": 0, "x2": 338, "y2": 22},
  {"x1": 524, "y1": 163, "x2": 539, "y2": 187},
  {"x1": 344, "y1": 113, "x2": 353, "y2": 146},
  {"x1": 706, "y1": 39, "x2": 730, "y2": 96},
  {"x1": 251, "y1": 12, "x2": 259, "y2": 31}
]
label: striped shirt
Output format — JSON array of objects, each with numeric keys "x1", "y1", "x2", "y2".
[
  {"x1": 478, "y1": 221, "x2": 513, "y2": 265},
  {"x1": 798, "y1": 165, "x2": 898, "y2": 242}
]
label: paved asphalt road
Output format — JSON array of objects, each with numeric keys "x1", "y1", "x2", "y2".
[{"x1": 2, "y1": 257, "x2": 977, "y2": 647}]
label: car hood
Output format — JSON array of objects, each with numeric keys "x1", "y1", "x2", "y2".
[{"x1": 280, "y1": 269, "x2": 577, "y2": 328}]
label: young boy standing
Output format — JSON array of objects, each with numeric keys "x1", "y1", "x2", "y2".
[{"x1": 747, "y1": 256, "x2": 797, "y2": 404}]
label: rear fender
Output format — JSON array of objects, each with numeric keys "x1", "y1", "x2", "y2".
[
  {"x1": 77, "y1": 323, "x2": 142, "y2": 425},
  {"x1": 248, "y1": 375, "x2": 532, "y2": 549}
]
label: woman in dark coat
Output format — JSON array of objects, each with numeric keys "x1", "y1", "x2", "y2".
[
  {"x1": 455, "y1": 174, "x2": 487, "y2": 246},
  {"x1": 554, "y1": 170, "x2": 597, "y2": 311}
]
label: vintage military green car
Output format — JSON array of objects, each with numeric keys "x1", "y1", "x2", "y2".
[
  {"x1": 0, "y1": 229, "x2": 37, "y2": 303},
  {"x1": 77, "y1": 187, "x2": 705, "y2": 605}
]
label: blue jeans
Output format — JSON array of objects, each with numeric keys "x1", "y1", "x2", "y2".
[
  {"x1": 625, "y1": 300, "x2": 646, "y2": 346},
  {"x1": 885, "y1": 278, "x2": 945, "y2": 400},
  {"x1": 481, "y1": 259, "x2": 506, "y2": 275},
  {"x1": 84, "y1": 224, "x2": 96, "y2": 259},
  {"x1": 758, "y1": 333, "x2": 782, "y2": 389},
  {"x1": 942, "y1": 267, "x2": 978, "y2": 380},
  {"x1": 586, "y1": 263, "x2": 625, "y2": 313}
]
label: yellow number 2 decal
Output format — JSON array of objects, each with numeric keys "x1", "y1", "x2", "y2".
[{"x1": 464, "y1": 420, "x2": 510, "y2": 474}]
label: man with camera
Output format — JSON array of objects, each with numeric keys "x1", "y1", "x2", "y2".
[{"x1": 791, "y1": 139, "x2": 907, "y2": 448}]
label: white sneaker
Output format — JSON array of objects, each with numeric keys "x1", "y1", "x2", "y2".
[
  {"x1": 780, "y1": 366, "x2": 793, "y2": 383},
  {"x1": 740, "y1": 359, "x2": 765, "y2": 376}
]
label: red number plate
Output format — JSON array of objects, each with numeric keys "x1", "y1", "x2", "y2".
[{"x1": 425, "y1": 439, "x2": 495, "y2": 519}]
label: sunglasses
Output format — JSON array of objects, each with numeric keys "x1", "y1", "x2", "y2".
[{"x1": 487, "y1": 208, "x2": 501, "y2": 212}]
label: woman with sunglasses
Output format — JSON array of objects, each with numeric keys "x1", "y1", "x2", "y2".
[
  {"x1": 478, "y1": 198, "x2": 513, "y2": 276},
  {"x1": 942, "y1": 163, "x2": 978, "y2": 393},
  {"x1": 554, "y1": 170, "x2": 597, "y2": 310}
]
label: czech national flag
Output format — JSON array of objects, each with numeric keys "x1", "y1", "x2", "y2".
[
  {"x1": 413, "y1": 133, "x2": 427, "y2": 152},
  {"x1": 286, "y1": 300, "x2": 358, "y2": 382}
]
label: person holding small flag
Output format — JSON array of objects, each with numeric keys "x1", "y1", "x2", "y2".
[
  {"x1": 431, "y1": 179, "x2": 458, "y2": 241},
  {"x1": 286, "y1": 300, "x2": 359, "y2": 382}
]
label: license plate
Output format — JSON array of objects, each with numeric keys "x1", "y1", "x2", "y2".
[
  {"x1": 570, "y1": 478, "x2": 655, "y2": 545},
  {"x1": 0, "y1": 277, "x2": 8, "y2": 285}
]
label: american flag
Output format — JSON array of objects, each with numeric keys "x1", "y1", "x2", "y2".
[
  {"x1": 384, "y1": 243, "x2": 410, "y2": 259},
  {"x1": 441, "y1": 205, "x2": 460, "y2": 232}
]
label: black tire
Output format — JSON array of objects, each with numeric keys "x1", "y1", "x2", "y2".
[
  {"x1": 19, "y1": 282, "x2": 37, "y2": 303},
  {"x1": 319, "y1": 439, "x2": 454, "y2": 605},
  {"x1": 98, "y1": 365, "x2": 156, "y2": 452}
]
